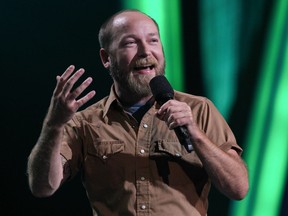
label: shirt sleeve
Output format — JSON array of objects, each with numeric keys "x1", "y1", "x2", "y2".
[
  {"x1": 60, "y1": 117, "x2": 84, "y2": 180},
  {"x1": 196, "y1": 98, "x2": 242, "y2": 155}
]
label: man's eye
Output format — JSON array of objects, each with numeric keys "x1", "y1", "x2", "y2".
[
  {"x1": 125, "y1": 41, "x2": 135, "y2": 45},
  {"x1": 150, "y1": 38, "x2": 159, "y2": 43}
]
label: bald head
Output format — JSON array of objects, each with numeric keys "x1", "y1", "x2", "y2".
[{"x1": 98, "y1": 9, "x2": 159, "y2": 52}]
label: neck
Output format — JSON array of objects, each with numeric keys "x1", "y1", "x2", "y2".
[
  {"x1": 118, "y1": 93, "x2": 153, "y2": 107},
  {"x1": 114, "y1": 84, "x2": 152, "y2": 107}
]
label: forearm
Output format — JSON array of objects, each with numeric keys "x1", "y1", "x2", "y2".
[
  {"x1": 188, "y1": 125, "x2": 249, "y2": 200},
  {"x1": 27, "y1": 66, "x2": 94, "y2": 197},
  {"x1": 27, "y1": 122, "x2": 65, "y2": 197}
]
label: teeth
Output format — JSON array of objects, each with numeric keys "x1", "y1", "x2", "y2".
[
  {"x1": 135, "y1": 65, "x2": 153, "y2": 69},
  {"x1": 136, "y1": 66, "x2": 149, "y2": 70}
]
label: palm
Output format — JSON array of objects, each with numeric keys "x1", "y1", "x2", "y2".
[{"x1": 46, "y1": 65, "x2": 95, "y2": 127}]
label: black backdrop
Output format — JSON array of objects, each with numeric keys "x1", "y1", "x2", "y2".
[{"x1": 1, "y1": 0, "x2": 283, "y2": 215}]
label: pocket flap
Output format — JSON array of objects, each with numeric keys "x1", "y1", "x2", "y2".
[{"x1": 88, "y1": 140, "x2": 124, "y2": 158}]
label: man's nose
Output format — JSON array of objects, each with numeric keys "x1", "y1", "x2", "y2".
[{"x1": 137, "y1": 42, "x2": 151, "y2": 57}]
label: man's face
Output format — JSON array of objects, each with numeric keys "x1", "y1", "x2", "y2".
[{"x1": 108, "y1": 12, "x2": 165, "y2": 98}]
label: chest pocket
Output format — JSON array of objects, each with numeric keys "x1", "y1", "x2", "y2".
[
  {"x1": 87, "y1": 140, "x2": 125, "y2": 163},
  {"x1": 152, "y1": 140, "x2": 189, "y2": 157},
  {"x1": 151, "y1": 140, "x2": 202, "y2": 167}
]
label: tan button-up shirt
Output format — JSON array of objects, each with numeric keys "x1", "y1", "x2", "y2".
[{"x1": 61, "y1": 86, "x2": 242, "y2": 216}]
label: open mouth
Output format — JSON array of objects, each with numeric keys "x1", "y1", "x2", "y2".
[{"x1": 134, "y1": 64, "x2": 155, "y2": 71}]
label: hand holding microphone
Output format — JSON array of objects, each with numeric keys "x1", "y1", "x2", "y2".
[{"x1": 149, "y1": 75, "x2": 193, "y2": 152}]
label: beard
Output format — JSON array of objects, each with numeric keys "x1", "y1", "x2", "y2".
[{"x1": 109, "y1": 56, "x2": 165, "y2": 100}]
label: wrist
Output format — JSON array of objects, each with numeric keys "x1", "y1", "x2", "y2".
[
  {"x1": 187, "y1": 123, "x2": 204, "y2": 143},
  {"x1": 43, "y1": 118, "x2": 65, "y2": 132}
]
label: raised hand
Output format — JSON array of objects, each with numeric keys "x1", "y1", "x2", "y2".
[{"x1": 45, "y1": 65, "x2": 96, "y2": 127}]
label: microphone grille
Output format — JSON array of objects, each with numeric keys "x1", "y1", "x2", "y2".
[{"x1": 149, "y1": 75, "x2": 174, "y2": 102}]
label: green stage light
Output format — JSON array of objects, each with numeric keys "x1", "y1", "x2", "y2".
[
  {"x1": 230, "y1": 0, "x2": 288, "y2": 215},
  {"x1": 199, "y1": 0, "x2": 241, "y2": 118}
]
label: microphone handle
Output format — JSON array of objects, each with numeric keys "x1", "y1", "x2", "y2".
[
  {"x1": 157, "y1": 98, "x2": 193, "y2": 153},
  {"x1": 174, "y1": 126, "x2": 193, "y2": 153}
]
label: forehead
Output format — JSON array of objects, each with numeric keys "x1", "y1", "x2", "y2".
[{"x1": 112, "y1": 12, "x2": 159, "y2": 36}]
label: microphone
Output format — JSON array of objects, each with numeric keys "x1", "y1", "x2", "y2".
[{"x1": 149, "y1": 75, "x2": 193, "y2": 153}]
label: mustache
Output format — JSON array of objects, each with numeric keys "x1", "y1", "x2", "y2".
[{"x1": 133, "y1": 57, "x2": 158, "y2": 68}]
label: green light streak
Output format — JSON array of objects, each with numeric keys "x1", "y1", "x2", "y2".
[
  {"x1": 230, "y1": 0, "x2": 288, "y2": 215},
  {"x1": 199, "y1": 1, "x2": 241, "y2": 118},
  {"x1": 253, "y1": 34, "x2": 288, "y2": 216},
  {"x1": 252, "y1": 0, "x2": 288, "y2": 214},
  {"x1": 121, "y1": 0, "x2": 184, "y2": 91}
]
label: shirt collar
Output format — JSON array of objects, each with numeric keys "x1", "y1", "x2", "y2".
[
  {"x1": 102, "y1": 84, "x2": 159, "y2": 118},
  {"x1": 102, "y1": 84, "x2": 120, "y2": 118}
]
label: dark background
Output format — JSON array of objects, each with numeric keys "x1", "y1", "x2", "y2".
[{"x1": 0, "y1": 0, "x2": 284, "y2": 215}]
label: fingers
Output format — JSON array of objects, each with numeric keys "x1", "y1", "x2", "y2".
[
  {"x1": 54, "y1": 65, "x2": 76, "y2": 95},
  {"x1": 54, "y1": 65, "x2": 90, "y2": 97},
  {"x1": 67, "y1": 77, "x2": 93, "y2": 101},
  {"x1": 157, "y1": 100, "x2": 193, "y2": 129},
  {"x1": 53, "y1": 65, "x2": 96, "y2": 108},
  {"x1": 76, "y1": 90, "x2": 96, "y2": 108},
  {"x1": 68, "y1": 77, "x2": 96, "y2": 107},
  {"x1": 164, "y1": 110, "x2": 190, "y2": 129},
  {"x1": 46, "y1": 65, "x2": 96, "y2": 127},
  {"x1": 61, "y1": 65, "x2": 76, "y2": 81},
  {"x1": 62, "y1": 68, "x2": 85, "y2": 97}
]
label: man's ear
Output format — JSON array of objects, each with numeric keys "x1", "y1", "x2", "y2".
[{"x1": 100, "y1": 48, "x2": 110, "y2": 69}]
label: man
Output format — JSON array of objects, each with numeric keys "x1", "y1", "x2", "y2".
[{"x1": 27, "y1": 9, "x2": 248, "y2": 216}]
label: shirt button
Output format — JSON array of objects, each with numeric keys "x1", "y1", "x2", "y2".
[
  {"x1": 140, "y1": 205, "x2": 146, "y2": 210},
  {"x1": 140, "y1": 176, "x2": 145, "y2": 181},
  {"x1": 140, "y1": 149, "x2": 145, "y2": 154},
  {"x1": 143, "y1": 123, "x2": 148, "y2": 128},
  {"x1": 102, "y1": 155, "x2": 108, "y2": 159}
]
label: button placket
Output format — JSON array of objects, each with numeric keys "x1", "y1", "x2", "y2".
[
  {"x1": 138, "y1": 122, "x2": 149, "y2": 156},
  {"x1": 135, "y1": 111, "x2": 154, "y2": 215}
]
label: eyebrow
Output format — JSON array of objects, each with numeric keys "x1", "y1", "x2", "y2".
[
  {"x1": 121, "y1": 32, "x2": 160, "y2": 39},
  {"x1": 148, "y1": 32, "x2": 160, "y2": 37}
]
